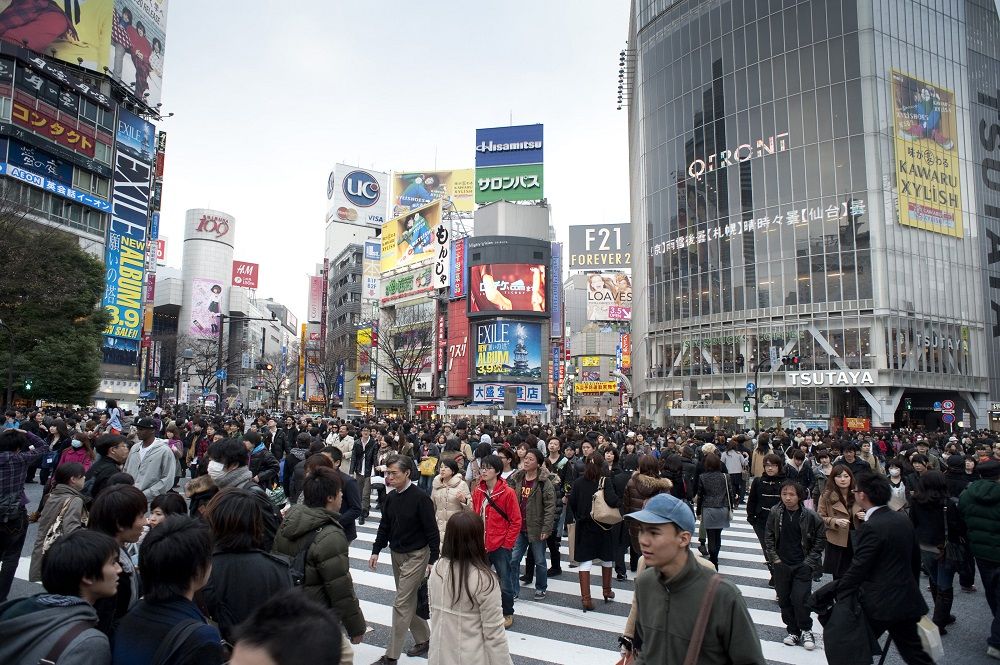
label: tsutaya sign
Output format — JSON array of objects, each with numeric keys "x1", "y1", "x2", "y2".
[
  {"x1": 788, "y1": 370, "x2": 877, "y2": 387},
  {"x1": 688, "y1": 132, "x2": 790, "y2": 179}
]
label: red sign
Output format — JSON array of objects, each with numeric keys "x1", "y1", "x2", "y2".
[
  {"x1": 307, "y1": 276, "x2": 324, "y2": 323},
  {"x1": 447, "y1": 300, "x2": 470, "y2": 397},
  {"x1": 417, "y1": 404, "x2": 437, "y2": 412},
  {"x1": 11, "y1": 100, "x2": 95, "y2": 157},
  {"x1": 843, "y1": 417, "x2": 871, "y2": 432},
  {"x1": 155, "y1": 239, "x2": 166, "y2": 261},
  {"x1": 437, "y1": 312, "x2": 446, "y2": 372},
  {"x1": 231, "y1": 260, "x2": 259, "y2": 288},
  {"x1": 145, "y1": 273, "x2": 155, "y2": 301}
]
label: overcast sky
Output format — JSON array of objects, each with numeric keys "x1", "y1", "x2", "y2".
[{"x1": 156, "y1": 1, "x2": 630, "y2": 319}]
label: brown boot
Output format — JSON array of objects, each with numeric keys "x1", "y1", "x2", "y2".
[
  {"x1": 579, "y1": 570, "x2": 595, "y2": 611},
  {"x1": 602, "y1": 566, "x2": 616, "y2": 602}
]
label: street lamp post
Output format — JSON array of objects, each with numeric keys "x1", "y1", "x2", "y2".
[
  {"x1": 174, "y1": 347, "x2": 194, "y2": 408},
  {"x1": 0, "y1": 319, "x2": 12, "y2": 409}
]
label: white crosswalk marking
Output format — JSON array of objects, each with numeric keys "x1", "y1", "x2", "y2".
[{"x1": 13, "y1": 505, "x2": 828, "y2": 664}]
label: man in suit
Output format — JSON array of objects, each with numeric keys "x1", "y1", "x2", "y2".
[
  {"x1": 350, "y1": 425, "x2": 379, "y2": 524},
  {"x1": 838, "y1": 472, "x2": 934, "y2": 665}
]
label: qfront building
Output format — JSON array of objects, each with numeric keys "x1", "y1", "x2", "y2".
[{"x1": 627, "y1": 0, "x2": 1000, "y2": 429}]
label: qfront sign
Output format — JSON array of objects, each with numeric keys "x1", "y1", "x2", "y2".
[
  {"x1": 687, "y1": 132, "x2": 789, "y2": 179},
  {"x1": 787, "y1": 370, "x2": 877, "y2": 387}
]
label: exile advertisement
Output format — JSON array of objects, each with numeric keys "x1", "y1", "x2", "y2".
[
  {"x1": 189, "y1": 277, "x2": 223, "y2": 339},
  {"x1": 469, "y1": 263, "x2": 546, "y2": 315},
  {"x1": 891, "y1": 70, "x2": 963, "y2": 238},
  {"x1": 474, "y1": 321, "x2": 542, "y2": 380}
]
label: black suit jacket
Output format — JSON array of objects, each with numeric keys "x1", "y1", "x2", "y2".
[
  {"x1": 837, "y1": 506, "x2": 928, "y2": 623},
  {"x1": 337, "y1": 469, "x2": 362, "y2": 542}
]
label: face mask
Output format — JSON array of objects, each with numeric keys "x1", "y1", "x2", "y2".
[
  {"x1": 71, "y1": 440, "x2": 83, "y2": 449},
  {"x1": 889, "y1": 468, "x2": 901, "y2": 477},
  {"x1": 207, "y1": 460, "x2": 225, "y2": 479}
]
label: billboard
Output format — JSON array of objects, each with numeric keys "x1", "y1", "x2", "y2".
[
  {"x1": 474, "y1": 321, "x2": 543, "y2": 380},
  {"x1": 380, "y1": 199, "x2": 444, "y2": 273},
  {"x1": 568, "y1": 224, "x2": 632, "y2": 269},
  {"x1": 101, "y1": 148, "x2": 151, "y2": 345},
  {"x1": 392, "y1": 169, "x2": 475, "y2": 215},
  {"x1": 380, "y1": 265, "x2": 433, "y2": 304},
  {"x1": 307, "y1": 276, "x2": 323, "y2": 322},
  {"x1": 469, "y1": 263, "x2": 546, "y2": 315},
  {"x1": 116, "y1": 108, "x2": 155, "y2": 163},
  {"x1": 232, "y1": 261, "x2": 259, "y2": 288},
  {"x1": 550, "y1": 242, "x2": 563, "y2": 337},
  {"x1": 575, "y1": 381, "x2": 619, "y2": 394},
  {"x1": 475, "y1": 124, "x2": 544, "y2": 168},
  {"x1": 326, "y1": 163, "x2": 389, "y2": 228},
  {"x1": 0, "y1": 0, "x2": 170, "y2": 107},
  {"x1": 586, "y1": 273, "x2": 633, "y2": 321},
  {"x1": 447, "y1": 299, "x2": 470, "y2": 398},
  {"x1": 12, "y1": 100, "x2": 95, "y2": 156},
  {"x1": 891, "y1": 70, "x2": 962, "y2": 237},
  {"x1": 475, "y1": 162, "x2": 544, "y2": 204},
  {"x1": 362, "y1": 240, "x2": 381, "y2": 306},
  {"x1": 621, "y1": 333, "x2": 632, "y2": 371},
  {"x1": 473, "y1": 383, "x2": 543, "y2": 404},
  {"x1": 188, "y1": 278, "x2": 223, "y2": 339},
  {"x1": 449, "y1": 236, "x2": 467, "y2": 299},
  {"x1": 0, "y1": 136, "x2": 110, "y2": 211}
]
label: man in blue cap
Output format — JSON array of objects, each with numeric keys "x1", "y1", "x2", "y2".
[{"x1": 626, "y1": 492, "x2": 765, "y2": 665}]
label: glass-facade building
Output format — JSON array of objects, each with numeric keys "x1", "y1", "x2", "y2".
[{"x1": 629, "y1": 0, "x2": 1000, "y2": 428}]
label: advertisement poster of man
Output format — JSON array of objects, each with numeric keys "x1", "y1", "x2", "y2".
[
  {"x1": 0, "y1": 0, "x2": 169, "y2": 106},
  {"x1": 189, "y1": 277, "x2": 222, "y2": 338},
  {"x1": 469, "y1": 264, "x2": 546, "y2": 314},
  {"x1": 380, "y1": 200, "x2": 443, "y2": 273},
  {"x1": 891, "y1": 69, "x2": 962, "y2": 238},
  {"x1": 586, "y1": 272, "x2": 632, "y2": 321},
  {"x1": 392, "y1": 169, "x2": 475, "y2": 216},
  {"x1": 474, "y1": 321, "x2": 542, "y2": 380}
]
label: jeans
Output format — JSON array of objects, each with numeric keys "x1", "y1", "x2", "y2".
[
  {"x1": 418, "y1": 475, "x2": 433, "y2": 493},
  {"x1": 919, "y1": 549, "x2": 956, "y2": 592},
  {"x1": 0, "y1": 509, "x2": 27, "y2": 601},
  {"x1": 773, "y1": 562, "x2": 814, "y2": 634},
  {"x1": 977, "y1": 557, "x2": 1000, "y2": 649},
  {"x1": 511, "y1": 533, "x2": 547, "y2": 595},
  {"x1": 488, "y1": 547, "x2": 514, "y2": 616}
]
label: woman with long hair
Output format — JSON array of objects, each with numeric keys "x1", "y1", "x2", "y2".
[
  {"x1": 695, "y1": 453, "x2": 732, "y2": 570},
  {"x1": 57, "y1": 429, "x2": 95, "y2": 472},
  {"x1": 817, "y1": 464, "x2": 862, "y2": 579},
  {"x1": 622, "y1": 454, "x2": 672, "y2": 572},
  {"x1": 428, "y1": 511, "x2": 513, "y2": 665},
  {"x1": 750, "y1": 433, "x2": 773, "y2": 479},
  {"x1": 602, "y1": 445, "x2": 632, "y2": 580},
  {"x1": 432, "y1": 458, "x2": 471, "y2": 543},
  {"x1": 909, "y1": 470, "x2": 965, "y2": 634},
  {"x1": 497, "y1": 447, "x2": 516, "y2": 481},
  {"x1": 39, "y1": 419, "x2": 73, "y2": 486},
  {"x1": 568, "y1": 452, "x2": 618, "y2": 611}
]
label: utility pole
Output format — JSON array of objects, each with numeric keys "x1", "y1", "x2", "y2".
[{"x1": 0, "y1": 319, "x2": 12, "y2": 409}]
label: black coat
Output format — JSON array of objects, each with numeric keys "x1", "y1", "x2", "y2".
[
  {"x1": 84, "y1": 456, "x2": 120, "y2": 498},
  {"x1": 837, "y1": 506, "x2": 929, "y2": 623},
  {"x1": 336, "y1": 469, "x2": 362, "y2": 542},
  {"x1": 350, "y1": 437, "x2": 379, "y2": 476},
  {"x1": 200, "y1": 550, "x2": 292, "y2": 642},
  {"x1": 812, "y1": 581, "x2": 881, "y2": 665},
  {"x1": 569, "y1": 475, "x2": 617, "y2": 562},
  {"x1": 271, "y1": 427, "x2": 298, "y2": 459},
  {"x1": 249, "y1": 447, "x2": 280, "y2": 487}
]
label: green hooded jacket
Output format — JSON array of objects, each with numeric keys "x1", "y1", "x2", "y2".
[{"x1": 959, "y1": 479, "x2": 1000, "y2": 564}]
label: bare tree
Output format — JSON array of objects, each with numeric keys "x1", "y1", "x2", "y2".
[
  {"x1": 366, "y1": 305, "x2": 434, "y2": 416},
  {"x1": 258, "y1": 347, "x2": 298, "y2": 409},
  {"x1": 309, "y1": 338, "x2": 354, "y2": 414}
]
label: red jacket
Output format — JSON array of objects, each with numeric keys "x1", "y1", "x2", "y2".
[{"x1": 472, "y1": 478, "x2": 521, "y2": 552}]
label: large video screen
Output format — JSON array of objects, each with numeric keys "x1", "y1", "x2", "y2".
[{"x1": 469, "y1": 263, "x2": 546, "y2": 315}]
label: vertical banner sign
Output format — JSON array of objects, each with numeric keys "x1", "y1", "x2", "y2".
[
  {"x1": 446, "y1": 300, "x2": 470, "y2": 398},
  {"x1": 307, "y1": 276, "x2": 324, "y2": 323},
  {"x1": 551, "y1": 344, "x2": 560, "y2": 396},
  {"x1": 434, "y1": 219, "x2": 451, "y2": 289},
  {"x1": 437, "y1": 311, "x2": 446, "y2": 373},
  {"x1": 362, "y1": 241, "x2": 381, "y2": 306},
  {"x1": 891, "y1": 70, "x2": 963, "y2": 237},
  {"x1": 621, "y1": 333, "x2": 632, "y2": 371},
  {"x1": 336, "y1": 361, "x2": 345, "y2": 400},
  {"x1": 101, "y1": 150, "x2": 152, "y2": 349},
  {"x1": 449, "y1": 236, "x2": 466, "y2": 299},
  {"x1": 299, "y1": 324, "x2": 307, "y2": 401},
  {"x1": 550, "y1": 242, "x2": 563, "y2": 338}
]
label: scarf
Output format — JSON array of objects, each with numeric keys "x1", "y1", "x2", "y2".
[
  {"x1": 214, "y1": 465, "x2": 252, "y2": 490},
  {"x1": 252, "y1": 443, "x2": 265, "y2": 456}
]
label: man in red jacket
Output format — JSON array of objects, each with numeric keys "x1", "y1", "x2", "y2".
[{"x1": 471, "y1": 454, "x2": 521, "y2": 628}]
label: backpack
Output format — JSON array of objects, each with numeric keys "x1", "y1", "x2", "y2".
[{"x1": 290, "y1": 528, "x2": 322, "y2": 586}]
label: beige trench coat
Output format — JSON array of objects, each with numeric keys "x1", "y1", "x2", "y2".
[
  {"x1": 432, "y1": 474, "x2": 471, "y2": 542},
  {"x1": 428, "y1": 558, "x2": 513, "y2": 665}
]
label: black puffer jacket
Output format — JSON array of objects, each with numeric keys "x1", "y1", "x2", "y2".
[
  {"x1": 200, "y1": 550, "x2": 291, "y2": 641},
  {"x1": 746, "y1": 473, "x2": 786, "y2": 526}
]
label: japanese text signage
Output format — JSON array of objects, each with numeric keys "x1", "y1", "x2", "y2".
[
  {"x1": 474, "y1": 321, "x2": 543, "y2": 380},
  {"x1": 0, "y1": 162, "x2": 109, "y2": 212},
  {"x1": 362, "y1": 240, "x2": 381, "y2": 305},
  {"x1": 474, "y1": 123, "x2": 544, "y2": 204},
  {"x1": 380, "y1": 265, "x2": 433, "y2": 304},
  {"x1": 433, "y1": 219, "x2": 451, "y2": 290},
  {"x1": 392, "y1": 169, "x2": 475, "y2": 216},
  {"x1": 473, "y1": 383, "x2": 543, "y2": 404},
  {"x1": 4, "y1": 138, "x2": 72, "y2": 183},
  {"x1": 101, "y1": 150, "x2": 151, "y2": 343},
  {"x1": 550, "y1": 242, "x2": 563, "y2": 337},
  {"x1": 891, "y1": 70, "x2": 963, "y2": 237},
  {"x1": 575, "y1": 381, "x2": 619, "y2": 394},
  {"x1": 475, "y1": 162, "x2": 544, "y2": 204},
  {"x1": 581, "y1": 356, "x2": 600, "y2": 367},
  {"x1": 449, "y1": 237, "x2": 467, "y2": 299},
  {"x1": 568, "y1": 224, "x2": 632, "y2": 269},
  {"x1": 12, "y1": 100, "x2": 95, "y2": 156},
  {"x1": 231, "y1": 261, "x2": 259, "y2": 289}
]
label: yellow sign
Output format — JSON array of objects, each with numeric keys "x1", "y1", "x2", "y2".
[
  {"x1": 891, "y1": 70, "x2": 962, "y2": 238},
  {"x1": 392, "y1": 169, "x2": 475, "y2": 216},
  {"x1": 380, "y1": 200, "x2": 443, "y2": 273},
  {"x1": 575, "y1": 381, "x2": 618, "y2": 394},
  {"x1": 580, "y1": 356, "x2": 600, "y2": 367}
]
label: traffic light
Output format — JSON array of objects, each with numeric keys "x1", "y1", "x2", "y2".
[
  {"x1": 742, "y1": 398, "x2": 751, "y2": 413},
  {"x1": 23, "y1": 377, "x2": 32, "y2": 391},
  {"x1": 905, "y1": 397, "x2": 913, "y2": 411},
  {"x1": 781, "y1": 355, "x2": 800, "y2": 367}
]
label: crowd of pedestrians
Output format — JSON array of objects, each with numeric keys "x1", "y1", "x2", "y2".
[{"x1": 2, "y1": 404, "x2": 1000, "y2": 663}]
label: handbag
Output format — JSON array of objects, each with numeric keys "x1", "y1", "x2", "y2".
[
  {"x1": 41, "y1": 499, "x2": 73, "y2": 556},
  {"x1": 941, "y1": 503, "x2": 965, "y2": 565},
  {"x1": 265, "y1": 484, "x2": 287, "y2": 509},
  {"x1": 916, "y1": 614, "x2": 944, "y2": 662},
  {"x1": 591, "y1": 477, "x2": 623, "y2": 527},
  {"x1": 418, "y1": 456, "x2": 439, "y2": 477},
  {"x1": 725, "y1": 476, "x2": 734, "y2": 521}
]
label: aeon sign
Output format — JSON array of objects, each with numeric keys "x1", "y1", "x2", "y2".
[
  {"x1": 196, "y1": 214, "x2": 231, "y2": 238},
  {"x1": 343, "y1": 170, "x2": 381, "y2": 207},
  {"x1": 688, "y1": 132, "x2": 790, "y2": 179}
]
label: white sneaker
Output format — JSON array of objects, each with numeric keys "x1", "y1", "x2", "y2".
[
  {"x1": 801, "y1": 631, "x2": 815, "y2": 651},
  {"x1": 783, "y1": 634, "x2": 800, "y2": 646},
  {"x1": 987, "y1": 645, "x2": 1000, "y2": 660}
]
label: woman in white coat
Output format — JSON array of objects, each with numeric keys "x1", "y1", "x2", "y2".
[
  {"x1": 431, "y1": 459, "x2": 471, "y2": 542},
  {"x1": 428, "y1": 511, "x2": 513, "y2": 665}
]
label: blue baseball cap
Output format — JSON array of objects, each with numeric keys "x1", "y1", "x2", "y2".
[{"x1": 625, "y1": 493, "x2": 696, "y2": 534}]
